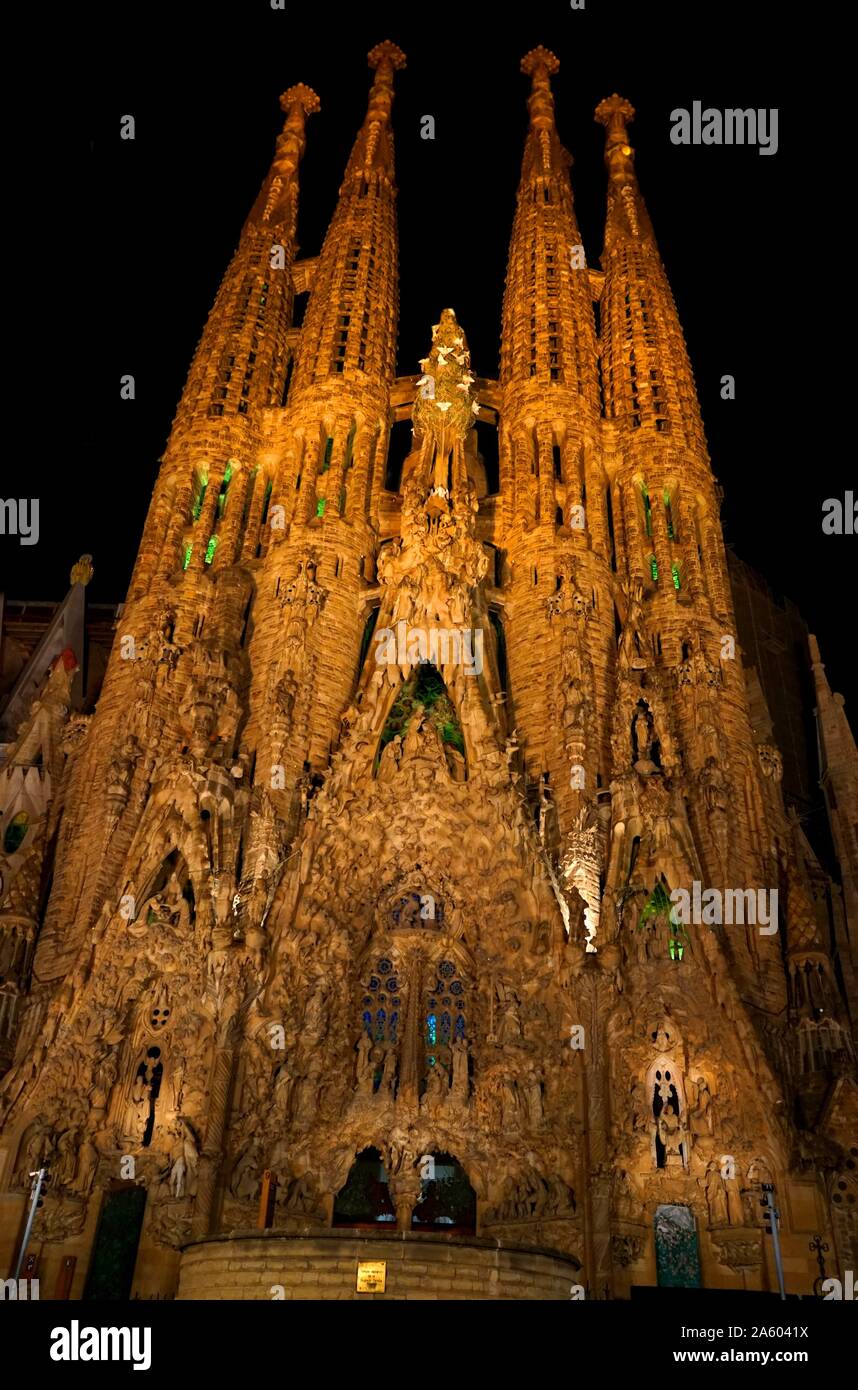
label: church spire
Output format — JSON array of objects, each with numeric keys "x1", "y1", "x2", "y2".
[
  {"x1": 809, "y1": 634, "x2": 858, "y2": 956},
  {"x1": 290, "y1": 41, "x2": 405, "y2": 394},
  {"x1": 175, "y1": 82, "x2": 320, "y2": 431},
  {"x1": 344, "y1": 40, "x2": 406, "y2": 185},
  {"x1": 119, "y1": 79, "x2": 318, "y2": 604},
  {"x1": 500, "y1": 47, "x2": 599, "y2": 413},
  {"x1": 245, "y1": 83, "x2": 321, "y2": 230},
  {"x1": 595, "y1": 93, "x2": 704, "y2": 452}
]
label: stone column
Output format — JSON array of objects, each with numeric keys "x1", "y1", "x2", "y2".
[{"x1": 190, "y1": 1045, "x2": 235, "y2": 1240}]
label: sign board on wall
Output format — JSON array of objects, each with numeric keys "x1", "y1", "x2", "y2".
[{"x1": 356, "y1": 1261, "x2": 387, "y2": 1293}]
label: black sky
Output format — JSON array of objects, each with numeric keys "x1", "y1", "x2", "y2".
[{"x1": 4, "y1": 1, "x2": 853, "y2": 711}]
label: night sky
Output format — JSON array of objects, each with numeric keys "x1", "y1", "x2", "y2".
[{"x1": 5, "y1": 2, "x2": 852, "y2": 710}]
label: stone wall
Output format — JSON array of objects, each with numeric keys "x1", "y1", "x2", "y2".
[{"x1": 177, "y1": 1231, "x2": 579, "y2": 1300}]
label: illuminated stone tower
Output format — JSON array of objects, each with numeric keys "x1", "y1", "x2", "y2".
[{"x1": 0, "y1": 45, "x2": 855, "y2": 1301}]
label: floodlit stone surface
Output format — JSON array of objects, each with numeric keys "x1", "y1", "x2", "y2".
[{"x1": 0, "y1": 45, "x2": 855, "y2": 1301}]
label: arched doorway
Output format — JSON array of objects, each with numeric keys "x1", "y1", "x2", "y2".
[
  {"x1": 333, "y1": 1147, "x2": 396, "y2": 1226},
  {"x1": 412, "y1": 1152, "x2": 476, "y2": 1232}
]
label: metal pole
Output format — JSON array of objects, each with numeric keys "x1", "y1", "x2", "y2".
[
  {"x1": 764, "y1": 1185, "x2": 787, "y2": 1301},
  {"x1": 13, "y1": 1168, "x2": 46, "y2": 1282}
]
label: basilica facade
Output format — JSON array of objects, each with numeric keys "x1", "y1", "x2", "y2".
[{"x1": 1, "y1": 43, "x2": 856, "y2": 1300}]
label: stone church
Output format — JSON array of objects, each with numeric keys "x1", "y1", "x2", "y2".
[{"x1": 1, "y1": 43, "x2": 856, "y2": 1300}]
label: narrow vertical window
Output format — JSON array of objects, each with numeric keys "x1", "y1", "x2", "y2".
[
  {"x1": 641, "y1": 482, "x2": 653, "y2": 537},
  {"x1": 664, "y1": 488, "x2": 675, "y2": 540},
  {"x1": 192, "y1": 475, "x2": 208, "y2": 522},
  {"x1": 260, "y1": 479, "x2": 273, "y2": 525},
  {"x1": 344, "y1": 423, "x2": 356, "y2": 470},
  {"x1": 216, "y1": 461, "x2": 234, "y2": 518},
  {"x1": 606, "y1": 486, "x2": 617, "y2": 572}
]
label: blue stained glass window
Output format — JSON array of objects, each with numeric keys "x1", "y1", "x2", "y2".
[
  {"x1": 440, "y1": 1012, "x2": 452, "y2": 1045},
  {"x1": 439, "y1": 961, "x2": 455, "y2": 978},
  {"x1": 427, "y1": 1013, "x2": 437, "y2": 1046},
  {"x1": 454, "y1": 1013, "x2": 466, "y2": 1041},
  {"x1": 386, "y1": 978, "x2": 398, "y2": 991},
  {"x1": 362, "y1": 956, "x2": 400, "y2": 1047},
  {"x1": 450, "y1": 980, "x2": 463, "y2": 996}
]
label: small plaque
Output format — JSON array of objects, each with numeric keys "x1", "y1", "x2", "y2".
[{"x1": 356, "y1": 1260, "x2": 387, "y2": 1293}]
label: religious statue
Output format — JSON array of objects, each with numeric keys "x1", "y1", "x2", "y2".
[
  {"x1": 422, "y1": 1061, "x2": 446, "y2": 1112},
  {"x1": 522, "y1": 1064, "x2": 544, "y2": 1129},
  {"x1": 705, "y1": 1161, "x2": 729, "y2": 1226},
  {"x1": 54, "y1": 1128, "x2": 79, "y2": 1189},
  {"x1": 496, "y1": 982, "x2": 522, "y2": 1045},
  {"x1": 451, "y1": 1036, "x2": 469, "y2": 1102},
  {"x1": 658, "y1": 1103, "x2": 687, "y2": 1168},
  {"x1": 355, "y1": 1031, "x2": 374, "y2": 1095},
  {"x1": 687, "y1": 1074, "x2": 714, "y2": 1137}
]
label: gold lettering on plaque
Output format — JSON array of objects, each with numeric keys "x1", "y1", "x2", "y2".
[{"x1": 356, "y1": 1260, "x2": 387, "y2": 1293}]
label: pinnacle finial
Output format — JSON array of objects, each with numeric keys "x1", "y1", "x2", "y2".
[
  {"x1": 279, "y1": 85, "x2": 321, "y2": 117},
  {"x1": 521, "y1": 46, "x2": 560, "y2": 79},
  {"x1": 368, "y1": 40, "x2": 407, "y2": 72},
  {"x1": 414, "y1": 308, "x2": 478, "y2": 454},
  {"x1": 70, "y1": 554, "x2": 94, "y2": 587},
  {"x1": 595, "y1": 93, "x2": 635, "y2": 146},
  {"x1": 521, "y1": 46, "x2": 559, "y2": 143}
]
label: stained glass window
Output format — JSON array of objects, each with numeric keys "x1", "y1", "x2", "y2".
[
  {"x1": 425, "y1": 959, "x2": 466, "y2": 1077},
  {"x1": 672, "y1": 563, "x2": 681, "y2": 591},
  {"x1": 3, "y1": 811, "x2": 29, "y2": 854},
  {"x1": 649, "y1": 554, "x2": 658, "y2": 582},
  {"x1": 182, "y1": 544, "x2": 193, "y2": 570},
  {"x1": 192, "y1": 475, "x2": 208, "y2": 521},
  {"x1": 361, "y1": 955, "x2": 400, "y2": 1045},
  {"x1": 216, "y1": 461, "x2": 234, "y2": 518},
  {"x1": 641, "y1": 482, "x2": 653, "y2": 537},
  {"x1": 316, "y1": 498, "x2": 327, "y2": 518},
  {"x1": 204, "y1": 536, "x2": 218, "y2": 565}
]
